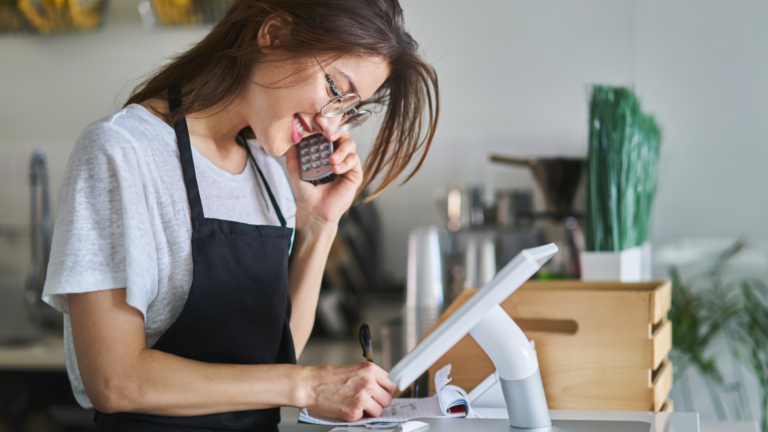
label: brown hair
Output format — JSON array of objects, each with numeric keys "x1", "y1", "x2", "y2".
[{"x1": 124, "y1": 0, "x2": 439, "y2": 199}]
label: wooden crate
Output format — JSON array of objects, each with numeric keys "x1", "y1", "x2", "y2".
[
  {"x1": 419, "y1": 280, "x2": 673, "y2": 412},
  {"x1": 660, "y1": 399, "x2": 674, "y2": 412}
]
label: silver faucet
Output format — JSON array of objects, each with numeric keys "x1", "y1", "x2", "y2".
[{"x1": 26, "y1": 148, "x2": 61, "y2": 329}]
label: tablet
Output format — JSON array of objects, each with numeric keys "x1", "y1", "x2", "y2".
[{"x1": 388, "y1": 243, "x2": 558, "y2": 390}]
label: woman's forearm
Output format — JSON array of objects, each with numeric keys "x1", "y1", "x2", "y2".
[
  {"x1": 287, "y1": 217, "x2": 338, "y2": 357},
  {"x1": 68, "y1": 289, "x2": 312, "y2": 416},
  {"x1": 110, "y1": 350, "x2": 310, "y2": 415}
]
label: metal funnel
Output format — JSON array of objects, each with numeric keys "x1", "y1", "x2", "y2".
[{"x1": 490, "y1": 155, "x2": 585, "y2": 216}]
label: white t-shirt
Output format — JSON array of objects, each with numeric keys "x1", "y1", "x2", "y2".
[{"x1": 42, "y1": 104, "x2": 296, "y2": 409}]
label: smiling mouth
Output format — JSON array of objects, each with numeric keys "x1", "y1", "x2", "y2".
[
  {"x1": 293, "y1": 114, "x2": 312, "y2": 136},
  {"x1": 293, "y1": 114, "x2": 310, "y2": 136}
]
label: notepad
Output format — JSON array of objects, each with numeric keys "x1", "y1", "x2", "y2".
[
  {"x1": 434, "y1": 364, "x2": 470, "y2": 415},
  {"x1": 298, "y1": 364, "x2": 469, "y2": 426},
  {"x1": 299, "y1": 396, "x2": 452, "y2": 426}
]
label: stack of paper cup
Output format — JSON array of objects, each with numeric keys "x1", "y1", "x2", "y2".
[
  {"x1": 404, "y1": 226, "x2": 443, "y2": 353},
  {"x1": 464, "y1": 232, "x2": 497, "y2": 289}
]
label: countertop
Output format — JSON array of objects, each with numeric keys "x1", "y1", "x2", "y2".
[
  {"x1": 276, "y1": 410, "x2": 699, "y2": 432},
  {"x1": 0, "y1": 286, "x2": 67, "y2": 371},
  {"x1": 0, "y1": 333, "x2": 66, "y2": 370}
]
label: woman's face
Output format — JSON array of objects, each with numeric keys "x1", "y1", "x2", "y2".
[{"x1": 242, "y1": 54, "x2": 390, "y2": 158}]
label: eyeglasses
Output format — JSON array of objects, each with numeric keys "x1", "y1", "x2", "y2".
[{"x1": 314, "y1": 56, "x2": 371, "y2": 132}]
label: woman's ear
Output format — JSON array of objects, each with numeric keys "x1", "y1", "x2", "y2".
[{"x1": 257, "y1": 14, "x2": 292, "y2": 52}]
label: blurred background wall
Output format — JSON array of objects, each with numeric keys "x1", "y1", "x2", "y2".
[{"x1": 3, "y1": 0, "x2": 767, "y2": 282}]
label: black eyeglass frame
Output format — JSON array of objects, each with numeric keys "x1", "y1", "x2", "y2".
[{"x1": 314, "y1": 56, "x2": 371, "y2": 132}]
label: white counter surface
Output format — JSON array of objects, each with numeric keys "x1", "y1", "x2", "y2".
[
  {"x1": 285, "y1": 410, "x2": 698, "y2": 432},
  {"x1": 470, "y1": 408, "x2": 697, "y2": 432},
  {"x1": 552, "y1": 409, "x2": 698, "y2": 432}
]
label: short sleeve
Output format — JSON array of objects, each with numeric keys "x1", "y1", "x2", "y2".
[{"x1": 42, "y1": 121, "x2": 159, "y2": 319}]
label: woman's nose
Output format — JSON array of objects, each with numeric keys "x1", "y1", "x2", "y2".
[{"x1": 314, "y1": 113, "x2": 343, "y2": 141}]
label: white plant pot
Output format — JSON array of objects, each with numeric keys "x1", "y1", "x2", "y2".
[
  {"x1": 580, "y1": 243, "x2": 652, "y2": 282},
  {"x1": 642, "y1": 242, "x2": 652, "y2": 281}
]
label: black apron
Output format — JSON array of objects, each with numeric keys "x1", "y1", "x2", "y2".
[{"x1": 95, "y1": 84, "x2": 296, "y2": 432}]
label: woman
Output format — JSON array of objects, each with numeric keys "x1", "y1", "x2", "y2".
[{"x1": 41, "y1": 0, "x2": 439, "y2": 430}]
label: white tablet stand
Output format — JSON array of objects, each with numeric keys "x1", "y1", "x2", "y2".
[{"x1": 388, "y1": 244, "x2": 558, "y2": 429}]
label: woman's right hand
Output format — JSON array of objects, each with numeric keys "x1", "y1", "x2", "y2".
[{"x1": 300, "y1": 362, "x2": 396, "y2": 422}]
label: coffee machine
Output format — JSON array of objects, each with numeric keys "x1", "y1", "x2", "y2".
[{"x1": 489, "y1": 155, "x2": 586, "y2": 279}]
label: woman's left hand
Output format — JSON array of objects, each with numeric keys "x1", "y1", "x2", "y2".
[{"x1": 285, "y1": 133, "x2": 363, "y2": 232}]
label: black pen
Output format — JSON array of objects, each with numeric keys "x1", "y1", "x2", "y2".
[{"x1": 358, "y1": 323, "x2": 375, "y2": 363}]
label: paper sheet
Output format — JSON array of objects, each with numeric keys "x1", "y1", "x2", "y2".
[
  {"x1": 299, "y1": 396, "x2": 448, "y2": 426},
  {"x1": 299, "y1": 364, "x2": 469, "y2": 426},
  {"x1": 437, "y1": 384, "x2": 469, "y2": 415},
  {"x1": 434, "y1": 363, "x2": 452, "y2": 391},
  {"x1": 328, "y1": 420, "x2": 429, "y2": 432},
  {"x1": 434, "y1": 364, "x2": 469, "y2": 415}
]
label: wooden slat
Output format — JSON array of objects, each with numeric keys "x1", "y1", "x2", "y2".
[
  {"x1": 660, "y1": 399, "x2": 674, "y2": 413},
  {"x1": 651, "y1": 320, "x2": 672, "y2": 370},
  {"x1": 650, "y1": 281, "x2": 673, "y2": 325},
  {"x1": 518, "y1": 280, "x2": 669, "y2": 293},
  {"x1": 652, "y1": 360, "x2": 674, "y2": 412},
  {"x1": 503, "y1": 289, "x2": 654, "y2": 339}
]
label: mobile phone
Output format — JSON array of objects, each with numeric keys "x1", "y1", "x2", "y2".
[{"x1": 298, "y1": 134, "x2": 336, "y2": 185}]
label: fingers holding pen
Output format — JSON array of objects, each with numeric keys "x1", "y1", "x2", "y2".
[
  {"x1": 304, "y1": 362, "x2": 395, "y2": 422},
  {"x1": 369, "y1": 383, "x2": 393, "y2": 411},
  {"x1": 357, "y1": 363, "x2": 392, "y2": 417},
  {"x1": 378, "y1": 373, "x2": 397, "y2": 395}
]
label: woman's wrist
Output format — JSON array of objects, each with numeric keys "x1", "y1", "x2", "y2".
[
  {"x1": 291, "y1": 365, "x2": 317, "y2": 408},
  {"x1": 295, "y1": 211, "x2": 338, "y2": 241}
]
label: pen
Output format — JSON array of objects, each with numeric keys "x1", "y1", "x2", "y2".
[{"x1": 358, "y1": 323, "x2": 375, "y2": 363}]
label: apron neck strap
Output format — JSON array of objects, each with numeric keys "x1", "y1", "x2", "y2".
[
  {"x1": 240, "y1": 133, "x2": 287, "y2": 228},
  {"x1": 169, "y1": 84, "x2": 205, "y2": 222},
  {"x1": 169, "y1": 84, "x2": 288, "y2": 228}
]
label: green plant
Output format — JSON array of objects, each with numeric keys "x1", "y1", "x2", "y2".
[
  {"x1": 734, "y1": 280, "x2": 768, "y2": 431},
  {"x1": 586, "y1": 85, "x2": 661, "y2": 252},
  {"x1": 669, "y1": 240, "x2": 768, "y2": 431}
]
